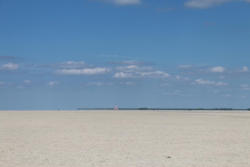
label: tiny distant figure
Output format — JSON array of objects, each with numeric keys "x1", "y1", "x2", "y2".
[{"x1": 114, "y1": 105, "x2": 119, "y2": 110}]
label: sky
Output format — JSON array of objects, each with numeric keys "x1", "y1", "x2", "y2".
[{"x1": 0, "y1": 0, "x2": 250, "y2": 110}]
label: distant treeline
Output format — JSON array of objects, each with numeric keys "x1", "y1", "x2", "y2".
[{"x1": 77, "y1": 108, "x2": 250, "y2": 111}]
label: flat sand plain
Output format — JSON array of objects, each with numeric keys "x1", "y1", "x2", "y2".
[{"x1": 0, "y1": 110, "x2": 250, "y2": 167}]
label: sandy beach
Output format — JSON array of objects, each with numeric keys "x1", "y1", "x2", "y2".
[{"x1": 0, "y1": 110, "x2": 250, "y2": 167}]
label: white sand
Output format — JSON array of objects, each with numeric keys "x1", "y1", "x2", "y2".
[{"x1": 0, "y1": 110, "x2": 250, "y2": 167}]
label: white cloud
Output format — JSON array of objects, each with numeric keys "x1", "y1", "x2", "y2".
[
  {"x1": 137, "y1": 71, "x2": 170, "y2": 78},
  {"x1": 175, "y1": 75, "x2": 189, "y2": 81},
  {"x1": 210, "y1": 66, "x2": 225, "y2": 73},
  {"x1": 87, "y1": 82, "x2": 113, "y2": 86},
  {"x1": 24, "y1": 80, "x2": 31, "y2": 84},
  {"x1": 116, "y1": 65, "x2": 139, "y2": 72},
  {"x1": 88, "y1": 82, "x2": 104, "y2": 86},
  {"x1": 56, "y1": 67, "x2": 110, "y2": 75},
  {"x1": 1, "y1": 63, "x2": 19, "y2": 70},
  {"x1": 114, "y1": 72, "x2": 134, "y2": 78},
  {"x1": 115, "y1": 63, "x2": 169, "y2": 79},
  {"x1": 223, "y1": 94, "x2": 232, "y2": 98},
  {"x1": 176, "y1": 75, "x2": 181, "y2": 80},
  {"x1": 214, "y1": 81, "x2": 228, "y2": 86},
  {"x1": 60, "y1": 61, "x2": 85, "y2": 69},
  {"x1": 240, "y1": 84, "x2": 250, "y2": 90},
  {"x1": 178, "y1": 65, "x2": 193, "y2": 69},
  {"x1": 48, "y1": 81, "x2": 58, "y2": 87},
  {"x1": 104, "y1": 0, "x2": 141, "y2": 5},
  {"x1": 117, "y1": 65, "x2": 153, "y2": 72},
  {"x1": 114, "y1": 70, "x2": 170, "y2": 79},
  {"x1": 185, "y1": 0, "x2": 250, "y2": 8},
  {"x1": 110, "y1": 60, "x2": 142, "y2": 65},
  {"x1": 195, "y1": 78, "x2": 227, "y2": 86},
  {"x1": 241, "y1": 66, "x2": 248, "y2": 72},
  {"x1": 185, "y1": 0, "x2": 230, "y2": 8},
  {"x1": 163, "y1": 90, "x2": 192, "y2": 97}
]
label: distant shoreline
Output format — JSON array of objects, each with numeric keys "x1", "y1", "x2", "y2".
[
  {"x1": 1, "y1": 108, "x2": 250, "y2": 111},
  {"x1": 77, "y1": 108, "x2": 250, "y2": 111}
]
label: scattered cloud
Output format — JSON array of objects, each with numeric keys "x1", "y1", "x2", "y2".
[
  {"x1": 39, "y1": 61, "x2": 85, "y2": 70},
  {"x1": 163, "y1": 90, "x2": 192, "y2": 97},
  {"x1": 59, "y1": 61, "x2": 85, "y2": 69},
  {"x1": 138, "y1": 71, "x2": 170, "y2": 78},
  {"x1": 185, "y1": 0, "x2": 231, "y2": 8},
  {"x1": 87, "y1": 81, "x2": 113, "y2": 86},
  {"x1": 109, "y1": 60, "x2": 146, "y2": 65},
  {"x1": 178, "y1": 65, "x2": 193, "y2": 69},
  {"x1": 178, "y1": 64, "x2": 207, "y2": 75},
  {"x1": 241, "y1": 66, "x2": 248, "y2": 72},
  {"x1": 114, "y1": 72, "x2": 134, "y2": 78},
  {"x1": 178, "y1": 65, "x2": 250, "y2": 77},
  {"x1": 113, "y1": 70, "x2": 170, "y2": 79},
  {"x1": 195, "y1": 78, "x2": 228, "y2": 86},
  {"x1": 24, "y1": 80, "x2": 31, "y2": 84},
  {"x1": 122, "y1": 81, "x2": 135, "y2": 86},
  {"x1": 48, "y1": 81, "x2": 59, "y2": 87},
  {"x1": 0, "y1": 56, "x2": 18, "y2": 61},
  {"x1": 56, "y1": 67, "x2": 110, "y2": 75},
  {"x1": 185, "y1": 0, "x2": 250, "y2": 9},
  {"x1": 210, "y1": 66, "x2": 225, "y2": 73},
  {"x1": 116, "y1": 65, "x2": 139, "y2": 72},
  {"x1": 100, "y1": 0, "x2": 141, "y2": 6},
  {"x1": 240, "y1": 84, "x2": 250, "y2": 90},
  {"x1": 0, "y1": 63, "x2": 19, "y2": 70},
  {"x1": 175, "y1": 75, "x2": 190, "y2": 81},
  {"x1": 114, "y1": 63, "x2": 169, "y2": 79},
  {"x1": 54, "y1": 61, "x2": 110, "y2": 75},
  {"x1": 116, "y1": 64, "x2": 153, "y2": 72},
  {"x1": 223, "y1": 94, "x2": 232, "y2": 98}
]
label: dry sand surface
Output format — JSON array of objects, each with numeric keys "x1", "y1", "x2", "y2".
[{"x1": 0, "y1": 110, "x2": 250, "y2": 167}]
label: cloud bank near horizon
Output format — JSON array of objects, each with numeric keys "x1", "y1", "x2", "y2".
[
  {"x1": 99, "y1": 0, "x2": 141, "y2": 6},
  {"x1": 185, "y1": 0, "x2": 250, "y2": 8}
]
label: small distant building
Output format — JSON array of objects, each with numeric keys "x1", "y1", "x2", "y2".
[{"x1": 114, "y1": 105, "x2": 119, "y2": 110}]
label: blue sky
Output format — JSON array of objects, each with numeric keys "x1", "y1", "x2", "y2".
[{"x1": 0, "y1": 0, "x2": 250, "y2": 109}]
